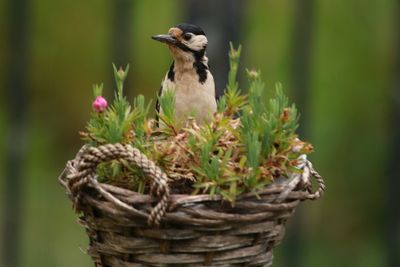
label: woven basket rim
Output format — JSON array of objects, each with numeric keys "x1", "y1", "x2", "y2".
[{"x1": 59, "y1": 143, "x2": 325, "y2": 225}]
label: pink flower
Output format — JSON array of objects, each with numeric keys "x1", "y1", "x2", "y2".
[{"x1": 92, "y1": 96, "x2": 108, "y2": 112}]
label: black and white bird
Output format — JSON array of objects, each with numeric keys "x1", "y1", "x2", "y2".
[{"x1": 152, "y1": 23, "x2": 217, "y2": 124}]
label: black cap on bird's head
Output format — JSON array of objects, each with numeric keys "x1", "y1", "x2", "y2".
[{"x1": 152, "y1": 23, "x2": 208, "y2": 54}]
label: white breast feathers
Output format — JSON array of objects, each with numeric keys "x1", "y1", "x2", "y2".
[{"x1": 161, "y1": 69, "x2": 217, "y2": 124}]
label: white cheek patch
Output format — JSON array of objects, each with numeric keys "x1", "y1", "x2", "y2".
[{"x1": 186, "y1": 35, "x2": 208, "y2": 51}]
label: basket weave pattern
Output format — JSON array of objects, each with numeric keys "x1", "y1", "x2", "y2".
[{"x1": 59, "y1": 144, "x2": 325, "y2": 267}]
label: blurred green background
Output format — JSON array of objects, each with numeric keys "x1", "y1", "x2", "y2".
[{"x1": 1, "y1": 0, "x2": 399, "y2": 266}]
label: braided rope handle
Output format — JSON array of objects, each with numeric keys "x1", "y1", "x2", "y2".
[
  {"x1": 275, "y1": 159, "x2": 326, "y2": 203},
  {"x1": 304, "y1": 160, "x2": 326, "y2": 200},
  {"x1": 61, "y1": 143, "x2": 170, "y2": 226}
]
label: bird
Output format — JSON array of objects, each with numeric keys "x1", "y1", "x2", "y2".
[{"x1": 152, "y1": 23, "x2": 217, "y2": 125}]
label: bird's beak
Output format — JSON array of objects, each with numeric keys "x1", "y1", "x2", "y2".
[{"x1": 152, "y1": 34, "x2": 178, "y2": 45}]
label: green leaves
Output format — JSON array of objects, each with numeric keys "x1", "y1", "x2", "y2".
[
  {"x1": 265, "y1": 83, "x2": 299, "y2": 152},
  {"x1": 158, "y1": 89, "x2": 176, "y2": 124},
  {"x1": 83, "y1": 64, "x2": 143, "y2": 145},
  {"x1": 157, "y1": 88, "x2": 178, "y2": 135},
  {"x1": 227, "y1": 43, "x2": 241, "y2": 93},
  {"x1": 187, "y1": 45, "x2": 306, "y2": 201},
  {"x1": 132, "y1": 95, "x2": 152, "y2": 150},
  {"x1": 81, "y1": 46, "x2": 312, "y2": 202},
  {"x1": 113, "y1": 63, "x2": 129, "y2": 101},
  {"x1": 221, "y1": 43, "x2": 247, "y2": 116},
  {"x1": 92, "y1": 83, "x2": 104, "y2": 97}
]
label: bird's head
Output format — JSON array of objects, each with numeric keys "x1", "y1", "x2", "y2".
[{"x1": 152, "y1": 23, "x2": 208, "y2": 62}]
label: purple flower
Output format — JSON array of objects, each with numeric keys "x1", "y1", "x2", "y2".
[{"x1": 92, "y1": 96, "x2": 108, "y2": 112}]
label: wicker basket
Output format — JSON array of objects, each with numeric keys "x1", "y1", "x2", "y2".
[{"x1": 59, "y1": 143, "x2": 325, "y2": 267}]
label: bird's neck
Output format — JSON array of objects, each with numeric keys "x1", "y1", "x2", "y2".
[
  {"x1": 173, "y1": 54, "x2": 208, "y2": 72},
  {"x1": 171, "y1": 54, "x2": 209, "y2": 84}
]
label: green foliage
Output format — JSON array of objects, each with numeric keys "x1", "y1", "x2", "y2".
[
  {"x1": 82, "y1": 65, "x2": 140, "y2": 145},
  {"x1": 218, "y1": 43, "x2": 247, "y2": 115},
  {"x1": 81, "y1": 45, "x2": 312, "y2": 202},
  {"x1": 265, "y1": 83, "x2": 299, "y2": 153},
  {"x1": 113, "y1": 63, "x2": 130, "y2": 101},
  {"x1": 82, "y1": 64, "x2": 153, "y2": 191},
  {"x1": 157, "y1": 88, "x2": 178, "y2": 134},
  {"x1": 93, "y1": 83, "x2": 103, "y2": 97},
  {"x1": 188, "y1": 47, "x2": 305, "y2": 200},
  {"x1": 132, "y1": 95, "x2": 152, "y2": 151},
  {"x1": 241, "y1": 76, "x2": 300, "y2": 159}
]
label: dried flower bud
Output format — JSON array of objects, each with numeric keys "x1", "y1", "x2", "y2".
[
  {"x1": 281, "y1": 108, "x2": 290, "y2": 122},
  {"x1": 92, "y1": 96, "x2": 108, "y2": 112},
  {"x1": 246, "y1": 69, "x2": 260, "y2": 79}
]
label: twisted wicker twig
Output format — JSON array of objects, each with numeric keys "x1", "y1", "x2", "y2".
[{"x1": 61, "y1": 143, "x2": 170, "y2": 225}]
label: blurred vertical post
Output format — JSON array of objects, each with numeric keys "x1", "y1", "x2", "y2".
[
  {"x1": 290, "y1": 0, "x2": 315, "y2": 134},
  {"x1": 386, "y1": 1, "x2": 400, "y2": 266},
  {"x1": 184, "y1": 0, "x2": 244, "y2": 98},
  {"x1": 110, "y1": 0, "x2": 133, "y2": 95},
  {"x1": 2, "y1": 0, "x2": 30, "y2": 266},
  {"x1": 285, "y1": 0, "x2": 315, "y2": 267}
]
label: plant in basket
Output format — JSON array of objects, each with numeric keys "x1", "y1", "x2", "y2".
[{"x1": 60, "y1": 39, "x2": 325, "y2": 266}]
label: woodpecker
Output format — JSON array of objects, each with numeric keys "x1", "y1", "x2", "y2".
[{"x1": 152, "y1": 23, "x2": 217, "y2": 125}]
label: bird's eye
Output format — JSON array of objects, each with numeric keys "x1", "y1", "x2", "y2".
[{"x1": 183, "y1": 33, "x2": 192, "y2": 41}]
